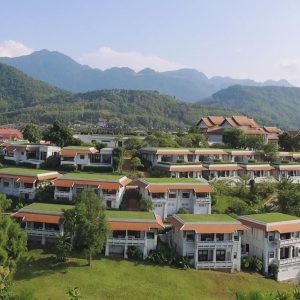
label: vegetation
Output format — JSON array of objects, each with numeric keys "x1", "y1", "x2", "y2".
[
  {"x1": 139, "y1": 197, "x2": 154, "y2": 212},
  {"x1": 13, "y1": 249, "x2": 291, "y2": 300},
  {"x1": 22, "y1": 124, "x2": 42, "y2": 143}
]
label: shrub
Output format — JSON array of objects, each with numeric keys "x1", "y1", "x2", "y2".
[
  {"x1": 59, "y1": 165, "x2": 77, "y2": 172},
  {"x1": 140, "y1": 197, "x2": 154, "y2": 211},
  {"x1": 3, "y1": 159, "x2": 16, "y2": 166},
  {"x1": 83, "y1": 166, "x2": 113, "y2": 173},
  {"x1": 18, "y1": 162, "x2": 37, "y2": 169},
  {"x1": 269, "y1": 263, "x2": 278, "y2": 279},
  {"x1": 177, "y1": 207, "x2": 189, "y2": 214},
  {"x1": 127, "y1": 246, "x2": 143, "y2": 260},
  {"x1": 241, "y1": 257, "x2": 250, "y2": 269},
  {"x1": 250, "y1": 257, "x2": 263, "y2": 273},
  {"x1": 40, "y1": 155, "x2": 61, "y2": 169}
]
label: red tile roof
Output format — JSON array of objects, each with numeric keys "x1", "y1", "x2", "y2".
[
  {"x1": 0, "y1": 129, "x2": 23, "y2": 140},
  {"x1": 14, "y1": 212, "x2": 61, "y2": 224}
]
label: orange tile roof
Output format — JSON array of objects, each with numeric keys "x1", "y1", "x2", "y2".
[
  {"x1": 14, "y1": 212, "x2": 61, "y2": 224},
  {"x1": 242, "y1": 128, "x2": 265, "y2": 135},
  {"x1": 227, "y1": 150, "x2": 256, "y2": 156},
  {"x1": 274, "y1": 164, "x2": 300, "y2": 171},
  {"x1": 169, "y1": 165, "x2": 206, "y2": 172},
  {"x1": 156, "y1": 149, "x2": 193, "y2": 155},
  {"x1": 207, "y1": 116, "x2": 225, "y2": 126},
  {"x1": 263, "y1": 127, "x2": 282, "y2": 134},
  {"x1": 60, "y1": 148, "x2": 97, "y2": 156},
  {"x1": 53, "y1": 179, "x2": 121, "y2": 190},
  {"x1": 241, "y1": 165, "x2": 274, "y2": 171},
  {"x1": 239, "y1": 218, "x2": 300, "y2": 233},
  {"x1": 168, "y1": 216, "x2": 246, "y2": 233},
  {"x1": 204, "y1": 164, "x2": 242, "y2": 171},
  {"x1": 194, "y1": 149, "x2": 227, "y2": 155},
  {"x1": 278, "y1": 152, "x2": 293, "y2": 158},
  {"x1": 146, "y1": 184, "x2": 213, "y2": 193},
  {"x1": 0, "y1": 129, "x2": 23, "y2": 140},
  {"x1": 232, "y1": 116, "x2": 257, "y2": 127}
]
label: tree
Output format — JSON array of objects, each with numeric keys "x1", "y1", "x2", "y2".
[
  {"x1": 43, "y1": 121, "x2": 79, "y2": 147},
  {"x1": 22, "y1": 124, "x2": 42, "y2": 143},
  {"x1": 0, "y1": 194, "x2": 12, "y2": 213},
  {"x1": 0, "y1": 216, "x2": 27, "y2": 272},
  {"x1": 261, "y1": 143, "x2": 278, "y2": 162},
  {"x1": 112, "y1": 147, "x2": 125, "y2": 173},
  {"x1": 95, "y1": 143, "x2": 107, "y2": 152},
  {"x1": 0, "y1": 266, "x2": 13, "y2": 300},
  {"x1": 131, "y1": 157, "x2": 143, "y2": 171},
  {"x1": 223, "y1": 128, "x2": 243, "y2": 149},
  {"x1": 279, "y1": 132, "x2": 300, "y2": 151},
  {"x1": 74, "y1": 190, "x2": 109, "y2": 266},
  {"x1": 125, "y1": 137, "x2": 143, "y2": 150},
  {"x1": 242, "y1": 135, "x2": 264, "y2": 150},
  {"x1": 55, "y1": 232, "x2": 71, "y2": 262},
  {"x1": 140, "y1": 197, "x2": 154, "y2": 211}
]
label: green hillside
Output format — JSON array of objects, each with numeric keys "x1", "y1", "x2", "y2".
[
  {"x1": 0, "y1": 62, "x2": 67, "y2": 112},
  {"x1": 199, "y1": 85, "x2": 300, "y2": 129}
]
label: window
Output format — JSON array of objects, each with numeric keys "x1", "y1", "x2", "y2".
[
  {"x1": 268, "y1": 232, "x2": 275, "y2": 241},
  {"x1": 196, "y1": 193, "x2": 208, "y2": 198},
  {"x1": 233, "y1": 252, "x2": 237, "y2": 259},
  {"x1": 168, "y1": 193, "x2": 176, "y2": 199},
  {"x1": 128, "y1": 231, "x2": 141, "y2": 238},
  {"x1": 201, "y1": 234, "x2": 214, "y2": 242},
  {"x1": 186, "y1": 232, "x2": 195, "y2": 242},
  {"x1": 234, "y1": 233, "x2": 239, "y2": 241},
  {"x1": 80, "y1": 155, "x2": 85, "y2": 159},
  {"x1": 112, "y1": 230, "x2": 126, "y2": 238},
  {"x1": 198, "y1": 250, "x2": 208, "y2": 261},
  {"x1": 216, "y1": 234, "x2": 224, "y2": 241},
  {"x1": 216, "y1": 250, "x2": 226, "y2": 261},
  {"x1": 269, "y1": 252, "x2": 275, "y2": 259},
  {"x1": 182, "y1": 192, "x2": 190, "y2": 198},
  {"x1": 187, "y1": 253, "x2": 194, "y2": 260},
  {"x1": 21, "y1": 151, "x2": 24, "y2": 155},
  {"x1": 246, "y1": 244, "x2": 249, "y2": 252},
  {"x1": 147, "y1": 232, "x2": 155, "y2": 239},
  {"x1": 3, "y1": 181, "x2": 9, "y2": 187}
]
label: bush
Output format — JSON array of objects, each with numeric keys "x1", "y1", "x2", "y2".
[
  {"x1": 59, "y1": 165, "x2": 77, "y2": 172},
  {"x1": 250, "y1": 257, "x2": 263, "y2": 273},
  {"x1": 140, "y1": 197, "x2": 154, "y2": 211},
  {"x1": 269, "y1": 263, "x2": 278, "y2": 279},
  {"x1": 18, "y1": 162, "x2": 37, "y2": 169},
  {"x1": 3, "y1": 159, "x2": 16, "y2": 166},
  {"x1": 40, "y1": 155, "x2": 61, "y2": 169},
  {"x1": 177, "y1": 207, "x2": 189, "y2": 214},
  {"x1": 127, "y1": 246, "x2": 143, "y2": 260},
  {"x1": 83, "y1": 166, "x2": 113, "y2": 173},
  {"x1": 241, "y1": 257, "x2": 250, "y2": 269}
]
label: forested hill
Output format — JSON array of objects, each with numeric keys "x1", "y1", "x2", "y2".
[
  {"x1": 198, "y1": 85, "x2": 300, "y2": 129},
  {"x1": 0, "y1": 62, "x2": 67, "y2": 112},
  {"x1": 1, "y1": 89, "x2": 237, "y2": 130}
]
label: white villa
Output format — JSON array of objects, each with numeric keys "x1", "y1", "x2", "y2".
[
  {"x1": 272, "y1": 163, "x2": 300, "y2": 183},
  {"x1": 105, "y1": 210, "x2": 164, "y2": 259},
  {"x1": 136, "y1": 178, "x2": 213, "y2": 219},
  {"x1": 202, "y1": 163, "x2": 242, "y2": 182},
  {"x1": 60, "y1": 146, "x2": 113, "y2": 170},
  {"x1": 168, "y1": 214, "x2": 246, "y2": 271},
  {"x1": 239, "y1": 213, "x2": 300, "y2": 281},
  {"x1": 1, "y1": 142, "x2": 61, "y2": 168},
  {"x1": 14, "y1": 203, "x2": 72, "y2": 245},
  {"x1": 238, "y1": 163, "x2": 276, "y2": 183},
  {"x1": 53, "y1": 172, "x2": 132, "y2": 208},
  {"x1": 0, "y1": 168, "x2": 61, "y2": 200}
]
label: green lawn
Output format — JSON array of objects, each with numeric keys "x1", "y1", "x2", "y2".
[
  {"x1": 13, "y1": 249, "x2": 291, "y2": 300},
  {"x1": 241, "y1": 213, "x2": 299, "y2": 223},
  {"x1": 21, "y1": 203, "x2": 74, "y2": 212},
  {"x1": 61, "y1": 172, "x2": 125, "y2": 180},
  {"x1": 0, "y1": 167, "x2": 56, "y2": 175},
  {"x1": 106, "y1": 210, "x2": 155, "y2": 220},
  {"x1": 176, "y1": 213, "x2": 237, "y2": 223},
  {"x1": 142, "y1": 177, "x2": 207, "y2": 184}
]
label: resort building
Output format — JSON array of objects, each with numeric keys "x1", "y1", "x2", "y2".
[
  {"x1": 0, "y1": 168, "x2": 60, "y2": 200},
  {"x1": 155, "y1": 164, "x2": 206, "y2": 179},
  {"x1": 272, "y1": 163, "x2": 300, "y2": 183},
  {"x1": 53, "y1": 173, "x2": 131, "y2": 208},
  {"x1": 14, "y1": 203, "x2": 73, "y2": 245},
  {"x1": 105, "y1": 210, "x2": 164, "y2": 259},
  {"x1": 168, "y1": 214, "x2": 246, "y2": 271},
  {"x1": 136, "y1": 178, "x2": 213, "y2": 219},
  {"x1": 202, "y1": 163, "x2": 242, "y2": 182},
  {"x1": 238, "y1": 163, "x2": 275, "y2": 183},
  {"x1": 239, "y1": 213, "x2": 300, "y2": 281},
  {"x1": 226, "y1": 150, "x2": 257, "y2": 163},
  {"x1": 1, "y1": 141, "x2": 61, "y2": 168},
  {"x1": 60, "y1": 146, "x2": 113, "y2": 170},
  {"x1": 0, "y1": 128, "x2": 23, "y2": 141}
]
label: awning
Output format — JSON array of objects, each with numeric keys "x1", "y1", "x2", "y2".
[
  {"x1": 267, "y1": 223, "x2": 300, "y2": 233},
  {"x1": 183, "y1": 224, "x2": 247, "y2": 234},
  {"x1": 194, "y1": 186, "x2": 214, "y2": 193},
  {"x1": 53, "y1": 180, "x2": 74, "y2": 187},
  {"x1": 19, "y1": 176, "x2": 37, "y2": 184},
  {"x1": 109, "y1": 221, "x2": 162, "y2": 231}
]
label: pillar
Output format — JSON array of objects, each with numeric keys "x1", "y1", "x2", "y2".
[
  {"x1": 194, "y1": 235, "x2": 198, "y2": 269},
  {"x1": 105, "y1": 242, "x2": 109, "y2": 256},
  {"x1": 289, "y1": 246, "x2": 293, "y2": 258},
  {"x1": 41, "y1": 222, "x2": 46, "y2": 246},
  {"x1": 143, "y1": 233, "x2": 148, "y2": 259}
]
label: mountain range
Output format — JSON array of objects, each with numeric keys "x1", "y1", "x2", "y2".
[{"x1": 0, "y1": 50, "x2": 292, "y2": 102}]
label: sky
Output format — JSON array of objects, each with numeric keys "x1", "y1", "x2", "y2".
[{"x1": 1, "y1": 0, "x2": 300, "y2": 85}]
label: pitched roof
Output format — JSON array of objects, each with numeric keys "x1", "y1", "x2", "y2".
[
  {"x1": 207, "y1": 116, "x2": 225, "y2": 126},
  {"x1": 168, "y1": 214, "x2": 246, "y2": 233},
  {"x1": 0, "y1": 129, "x2": 23, "y2": 140},
  {"x1": 203, "y1": 164, "x2": 242, "y2": 171},
  {"x1": 239, "y1": 213, "x2": 300, "y2": 233},
  {"x1": 263, "y1": 127, "x2": 282, "y2": 134},
  {"x1": 60, "y1": 147, "x2": 98, "y2": 156},
  {"x1": 239, "y1": 164, "x2": 274, "y2": 171}
]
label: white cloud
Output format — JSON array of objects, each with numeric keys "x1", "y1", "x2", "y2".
[
  {"x1": 0, "y1": 40, "x2": 34, "y2": 58},
  {"x1": 278, "y1": 57, "x2": 300, "y2": 86},
  {"x1": 79, "y1": 46, "x2": 186, "y2": 72}
]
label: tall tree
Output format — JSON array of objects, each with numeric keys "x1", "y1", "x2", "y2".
[
  {"x1": 22, "y1": 124, "x2": 42, "y2": 143},
  {"x1": 74, "y1": 190, "x2": 109, "y2": 266},
  {"x1": 223, "y1": 128, "x2": 244, "y2": 149}
]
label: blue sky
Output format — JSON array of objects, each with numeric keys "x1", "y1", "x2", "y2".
[{"x1": 1, "y1": 0, "x2": 300, "y2": 84}]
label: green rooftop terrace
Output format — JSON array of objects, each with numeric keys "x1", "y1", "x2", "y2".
[
  {"x1": 106, "y1": 210, "x2": 155, "y2": 220},
  {"x1": 63, "y1": 146, "x2": 94, "y2": 150},
  {"x1": 0, "y1": 168, "x2": 57, "y2": 175},
  {"x1": 176, "y1": 214, "x2": 237, "y2": 223},
  {"x1": 61, "y1": 172, "x2": 124, "y2": 181},
  {"x1": 142, "y1": 177, "x2": 207, "y2": 184},
  {"x1": 241, "y1": 213, "x2": 299, "y2": 223},
  {"x1": 21, "y1": 203, "x2": 74, "y2": 212}
]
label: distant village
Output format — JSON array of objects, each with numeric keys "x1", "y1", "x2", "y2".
[{"x1": 1, "y1": 115, "x2": 300, "y2": 283}]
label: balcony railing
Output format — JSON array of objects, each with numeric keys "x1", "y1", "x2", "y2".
[
  {"x1": 19, "y1": 187, "x2": 35, "y2": 194},
  {"x1": 197, "y1": 261, "x2": 233, "y2": 269},
  {"x1": 107, "y1": 237, "x2": 145, "y2": 245},
  {"x1": 198, "y1": 240, "x2": 234, "y2": 247},
  {"x1": 277, "y1": 238, "x2": 300, "y2": 246},
  {"x1": 26, "y1": 228, "x2": 59, "y2": 237},
  {"x1": 103, "y1": 194, "x2": 116, "y2": 201},
  {"x1": 279, "y1": 257, "x2": 300, "y2": 266}
]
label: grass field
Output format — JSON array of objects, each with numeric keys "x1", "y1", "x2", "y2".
[{"x1": 13, "y1": 249, "x2": 291, "y2": 300}]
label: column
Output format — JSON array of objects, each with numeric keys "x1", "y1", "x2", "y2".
[
  {"x1": 143, "y1": 233, "x2": 147, "y2": 259},
  {"x1": 213, "y1": 248, "x2": 217, "y2": 268},
  {"x1": 41, "y1": 222, "x2": 46, "y2": 245},
  {"x1": 105, "y1": 242, "x2": 109, "y2": 256},
  {"x1": 124, "y1": 230, "x2": 128, "y2": 258},
  {"x1": 194, "y1": 234, "x2": 198, "y2": 269},
  {"x1": 289, "y1": 246, "x2": 293, "y2": 258}
]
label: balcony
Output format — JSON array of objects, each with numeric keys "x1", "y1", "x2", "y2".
[
  {"x1": 26, "y1": 228, "x2": 58, "y2": 237},
  {"x1": 103, "y1": 194, "x2": 116, "y2": 201},
  {"x1": 19, "y1": 187, "x2": 35, "y2": 194},
  {"x1": 279, "y1": 257, "x2": 300, "y2": 266},
  {"x1": 107, "y1": 237, "x2": 145, "y2": 246},
  {"x1": 197, "y1": 261, "x2": 233, "y2": 269},
  {"x1": 55, "y1": 191, "x2": 72, "y2": 199},
  {"x1": 198, "y1": 240, "x2": 234, "y2": 248},
  {"x1": 277, "y1": 238, "x2": 300, "y2": 246}
]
